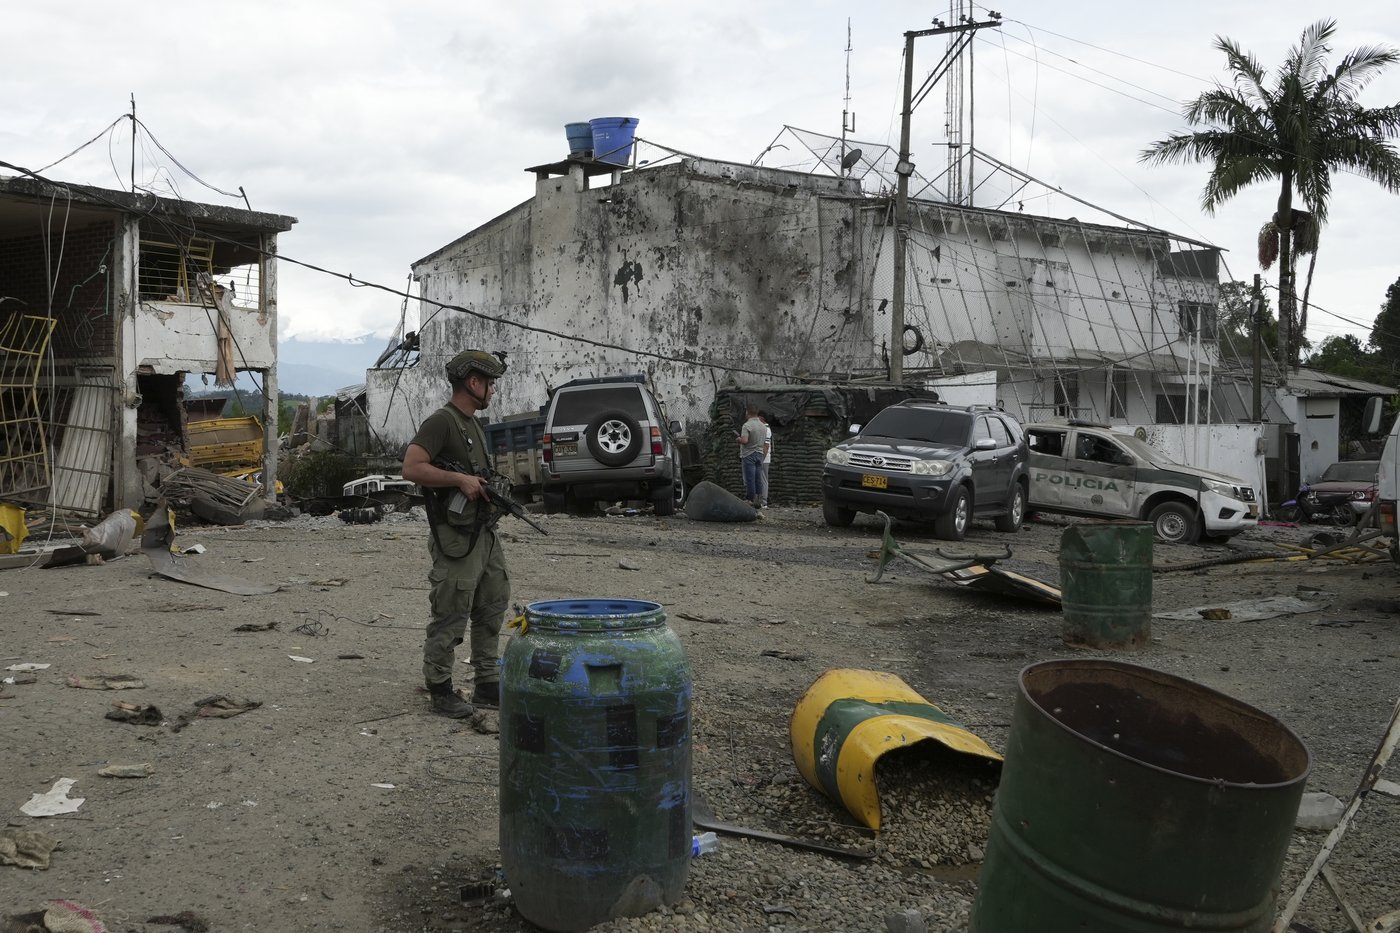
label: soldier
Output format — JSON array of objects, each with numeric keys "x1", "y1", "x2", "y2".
[{"x1": 401, "y1": 350, "x2": 510, "y2": 717}]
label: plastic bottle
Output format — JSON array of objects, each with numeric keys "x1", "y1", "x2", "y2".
[{"x1": 691, "y1": 831, "x2": 718, "y2": 857}]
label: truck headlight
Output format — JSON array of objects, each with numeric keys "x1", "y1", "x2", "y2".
[
  {"x1": 911, "y1": 460, "x2": 953, "y2": 476},
  {"x1": 826, "y1": 448, "x2": 850, "y2": 465},
  {"x1": 1201, "y1": 479, "x2": 1235, "y2": 497}
]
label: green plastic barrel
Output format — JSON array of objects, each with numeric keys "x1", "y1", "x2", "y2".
[
  {"x1": 499, "y1": 599, "x2": 692, "y2": 932},
  {"x1": 1059, "y1": 522, "x2": 1153, "y2": 648},
  {"x1": 969, "y1": 660, "x2": 1310, "y2": 933}
]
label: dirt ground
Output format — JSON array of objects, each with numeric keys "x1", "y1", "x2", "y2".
[{"x1": 1, "y1": 502, "x2": 1398, "y2": 932}]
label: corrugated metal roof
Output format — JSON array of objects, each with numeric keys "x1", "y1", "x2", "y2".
[{"x1": 1285, "y1": 368, "x2": 1398, "y2": 396}]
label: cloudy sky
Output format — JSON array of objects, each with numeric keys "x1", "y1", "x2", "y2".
[{"x1": 4, "y1": 1, "x2": 1399, "y2": 363}]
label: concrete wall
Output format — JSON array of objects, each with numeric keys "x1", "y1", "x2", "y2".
[
  {"x1": 1131, "y1": 422, "x2": 1269, "y2": 508},
  {"x1": 382, "y1": 161, "x2": 873, "y2": 445},
  {"x1": 384, "y1": 161, "x2": 1238, "y2": 469}
]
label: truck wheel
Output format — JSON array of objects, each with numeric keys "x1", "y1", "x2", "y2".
[
  {"x1": 543, "y1": 490, "x2": 566, "y2": 514},
  {"x1": 1149, "y1": 501, "x2": 1199, "y2": 545},
  {"x1": 994, "y1": 483, "x2": 1026, "y2": 533},
  {"x1": 652, "y1": 487, "x2": 676, "y2": 517},
  {"x1": 822, "y1": 497, "x2": 855, "y2": 527},
  {"x1": 934, "y1": 486, "x2": 970, "y2": 541}
]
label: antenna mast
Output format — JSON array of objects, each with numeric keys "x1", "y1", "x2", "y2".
[{"x1": 840, "y1": 19, "x2": 855, "y2": 175}]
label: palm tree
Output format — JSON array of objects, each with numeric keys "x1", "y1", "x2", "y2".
[{"x1": 1141, "y1": 19, "x2": 1400, "y2": 370}]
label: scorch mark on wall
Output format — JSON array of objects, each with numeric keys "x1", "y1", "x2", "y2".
[{"x1": 613, "y1": 259, "x2": 644, "y2": 304}]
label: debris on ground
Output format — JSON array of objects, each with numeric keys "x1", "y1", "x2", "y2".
[
  {"x1": 683, "y1": 481, "x2": 757, "y2": 523},
  {"x1": 145, "y1": 911, "x2": 209, "y2": 933},
  {"x1": 65, "y1": 674, "x2": 145, "y2": 691},
  {"x1": 0, "y1": 828, "x2": 60, "y2": 869},
  {"x1": 97, "y1": 763, "x2": 154, "y2": 779},
  {"x1": 20, "y1": 779, "x2": 84, "y2": 817},
  {"x1": 104, "y1": 701, "x2": 163, "y2": 726},
  {"x1": 1155, "y1": 593, "x2": 1331, "y2": 622},
  {"x1": 193, "y1": 696, "x2": 261, "y2": 718}
]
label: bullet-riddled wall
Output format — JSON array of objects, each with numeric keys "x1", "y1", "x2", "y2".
[{"x1": 374, "y1": 160, "x2": 877, "y2": 442}]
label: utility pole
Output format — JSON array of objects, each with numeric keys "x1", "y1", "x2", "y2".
[
  {"x1": 891, "y1": 13, "x2": 1001, "y2": 384},
  {"x1": 130, "y1": 93, "x2": 136, "y2": 193},
  {"x1": 840, "y1": 19, "x2": 854, "y2": 174},
  {"x1": 1251, "y1": 273, "x2": 1263, "y2": 422}
]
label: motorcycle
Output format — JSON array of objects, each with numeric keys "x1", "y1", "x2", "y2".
[{"x1": 1277, "y1": 482, "x2": 1357, "y2": 525}]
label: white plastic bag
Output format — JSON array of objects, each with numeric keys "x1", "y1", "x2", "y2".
[{"x1": 82, "y1": 510, "x2": 141, "y2": 556}]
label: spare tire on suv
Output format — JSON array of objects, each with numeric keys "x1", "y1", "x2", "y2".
[{"x1": 542, "y1": 376, "x2": 685, "y2": 516}]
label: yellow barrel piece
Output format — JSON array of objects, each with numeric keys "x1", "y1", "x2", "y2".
[
  {"x1": 790, "y1": 669, "x2": 1002, "y2": 830},
  {"x1": 0, "y1": 502, "x2": 28, "y2": 554}
]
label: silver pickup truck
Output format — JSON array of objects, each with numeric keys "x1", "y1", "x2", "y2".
[{"x1": 1024, "y1": 421, "x2": 1259, "y2": 545}]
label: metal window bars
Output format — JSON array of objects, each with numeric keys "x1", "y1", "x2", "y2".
[{"x1": 0, "y1": 314, "x2": 58, "y2": 505}]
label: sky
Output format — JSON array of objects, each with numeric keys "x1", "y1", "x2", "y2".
[{"x1": 4, "y1": 1, "x2": 1399, "y2": 383}]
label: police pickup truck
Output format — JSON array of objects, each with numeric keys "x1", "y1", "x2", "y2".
[{"x1": 1024, "y1": 421, "x2": 1259, "y2": 545}]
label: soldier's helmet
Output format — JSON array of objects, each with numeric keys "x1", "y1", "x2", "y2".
[{"x1": 445, "y1": 349, "x2": 507, "y2": 382}]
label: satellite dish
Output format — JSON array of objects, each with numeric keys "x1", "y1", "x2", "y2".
[{"x1": 840, "y1": 148, "x2": 863, "y2": 172}]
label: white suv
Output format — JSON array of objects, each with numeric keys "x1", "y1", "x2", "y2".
[
  {"x1": 1025, "y1": 421, "x2": 1258, "y2": 544},
  {"x1": 541, "y1": 376, "x2": 684, "y2": 516}
]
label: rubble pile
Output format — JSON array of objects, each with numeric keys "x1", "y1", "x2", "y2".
[{"x1": 874, "y1": 746, "x2": 999, "y2": 867}]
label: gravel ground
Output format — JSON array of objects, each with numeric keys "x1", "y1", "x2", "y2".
[{"x1": 1, "y1": 504, "x2": 1397, "y2": 932}]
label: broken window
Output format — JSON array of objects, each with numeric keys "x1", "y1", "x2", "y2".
[
  {"x1": 1177, "y1": 301, "x2": 1217, "y2": 340},
  {"x1": 1053, "y1": 373, "x2": 1080, "y2": 418},
  {"x1": 1109, "y1": 371, "x2": 1130, "y2": 420},
  {"x1": 1027, "y1": 429, "x2": 1066, "y2": 457}
]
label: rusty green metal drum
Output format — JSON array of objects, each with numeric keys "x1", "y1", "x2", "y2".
[
  {"x1": 499, "y1": 599, "x2": 691, "y2": 932},
  {"x1": 1059, "y1": 522, "x2": 1153, "y2": 648},
  {"x1": 969, "y1": 660, "x2": 1310, "y2": 933}
]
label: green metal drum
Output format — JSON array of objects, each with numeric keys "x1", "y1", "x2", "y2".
[
  {"x1": 969, "y1": 660, "x2": 1310, "y2": 933},
  {"x1": 1059, "y1": 522, "x2": 1153, "y2": 648},
  {"x1": 499, "y1": 599, "x2": 692, "y2": 932}
]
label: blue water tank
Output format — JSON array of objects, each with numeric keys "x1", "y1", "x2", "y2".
[
  {"x1": 564, "y1": 122, "x2": 592, "y2": 156},
  {"x1": 589, "y1": 117, "x2": 639, "y2": 166}
]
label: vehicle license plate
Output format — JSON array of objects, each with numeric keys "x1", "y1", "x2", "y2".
[
  {"x1": 555, "y1": 443, "x2": 578, "y2": 457},
  {"x1": 861, "y1": 474, "x2": 888, "y2": 490},
  {"x1": 1247, "y1": 504, "x2": 1260, "y2": 518}
]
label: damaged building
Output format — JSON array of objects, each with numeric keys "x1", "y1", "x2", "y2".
[
  {"x1": 364, "y1": 134, "x2": 1381, "y2": 505},
  {"x1": 0, "y1": 175, "x2": 295, "y2": 516}
]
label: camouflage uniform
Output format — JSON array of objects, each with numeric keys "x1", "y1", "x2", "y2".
[{"x1": 412, "y1": 354, "x2": 511, "y2": 693}]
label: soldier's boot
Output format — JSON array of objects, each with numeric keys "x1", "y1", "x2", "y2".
[{"x1": 427, "y1": 682, "x2": 475, "y2": 719}]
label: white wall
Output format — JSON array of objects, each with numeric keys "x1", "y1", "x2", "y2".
[
  {"x1": 926, "y1": 370, "x2": 998, "y2": 408},
  {"x1": 130, "y1": 302, "x2": 274, "y2": 373},
  {"x1": 392, "y1": 160, "x2": 876, "y2": 444},
  {"x1": 1131, "y1": 422, "x2": 1269, "y2": 508}
]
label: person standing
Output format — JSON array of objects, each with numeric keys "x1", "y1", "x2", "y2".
[
  {"x1": 758, "y1": 413, "x2": 773, "y2": 508},
  {"x1": 401, "y1": 349, "x2": 511, "y2": 718},
  {"x1": 737, "y1": 403, "x2": 766, "y2": 507}
]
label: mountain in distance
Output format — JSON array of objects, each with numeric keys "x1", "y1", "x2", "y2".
[{"x1": 277, "y1": 337, "x2": 393, "y2": 395}]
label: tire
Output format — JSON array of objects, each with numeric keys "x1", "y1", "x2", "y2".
[
  {"x1": 542, "y1": 490, "x2": 566, "y2": 514},
  {"x1": 585, "y1": 409, "x2": 642, "y2": 467},
  {"x1": 652, "y1": 486, "x2": 676, "y2": 517},
  {"x1": 822, "y1": 497, "x2": 855, "y2": 527},
  {"x1": 1329, "y1": 505, "x2": 1356, "y2": 526},
  {"x1": 1278, "y1": 504, "x2": 1302, "y2": 523},
  {"x1": 934, "y1": 486, "x2": 970, "y2": 541},
  {"x1": 994, "y1": 482, "x2": 1026, "y2": 533},
  {"x1": 1149, "y1": 501, "x2": 1199, "y2": 545},
  {"x1": 567, "y1": 494, "x2": 594, "y2": 516}
]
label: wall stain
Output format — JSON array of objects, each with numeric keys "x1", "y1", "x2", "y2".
[{"x1": 614, "y1": 259, "x2": 644, "y2": 304}]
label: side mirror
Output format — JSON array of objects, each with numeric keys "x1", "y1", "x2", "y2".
[
  {"x1": 974, "y1": 438, "x2": 997, "y2": 450},
  {"x1": 1364, "y1": 396, "x2": 1384, "y2": 434},
  {"x1": 848, "y1": 424, "x2": 862, "y2": 436}
]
